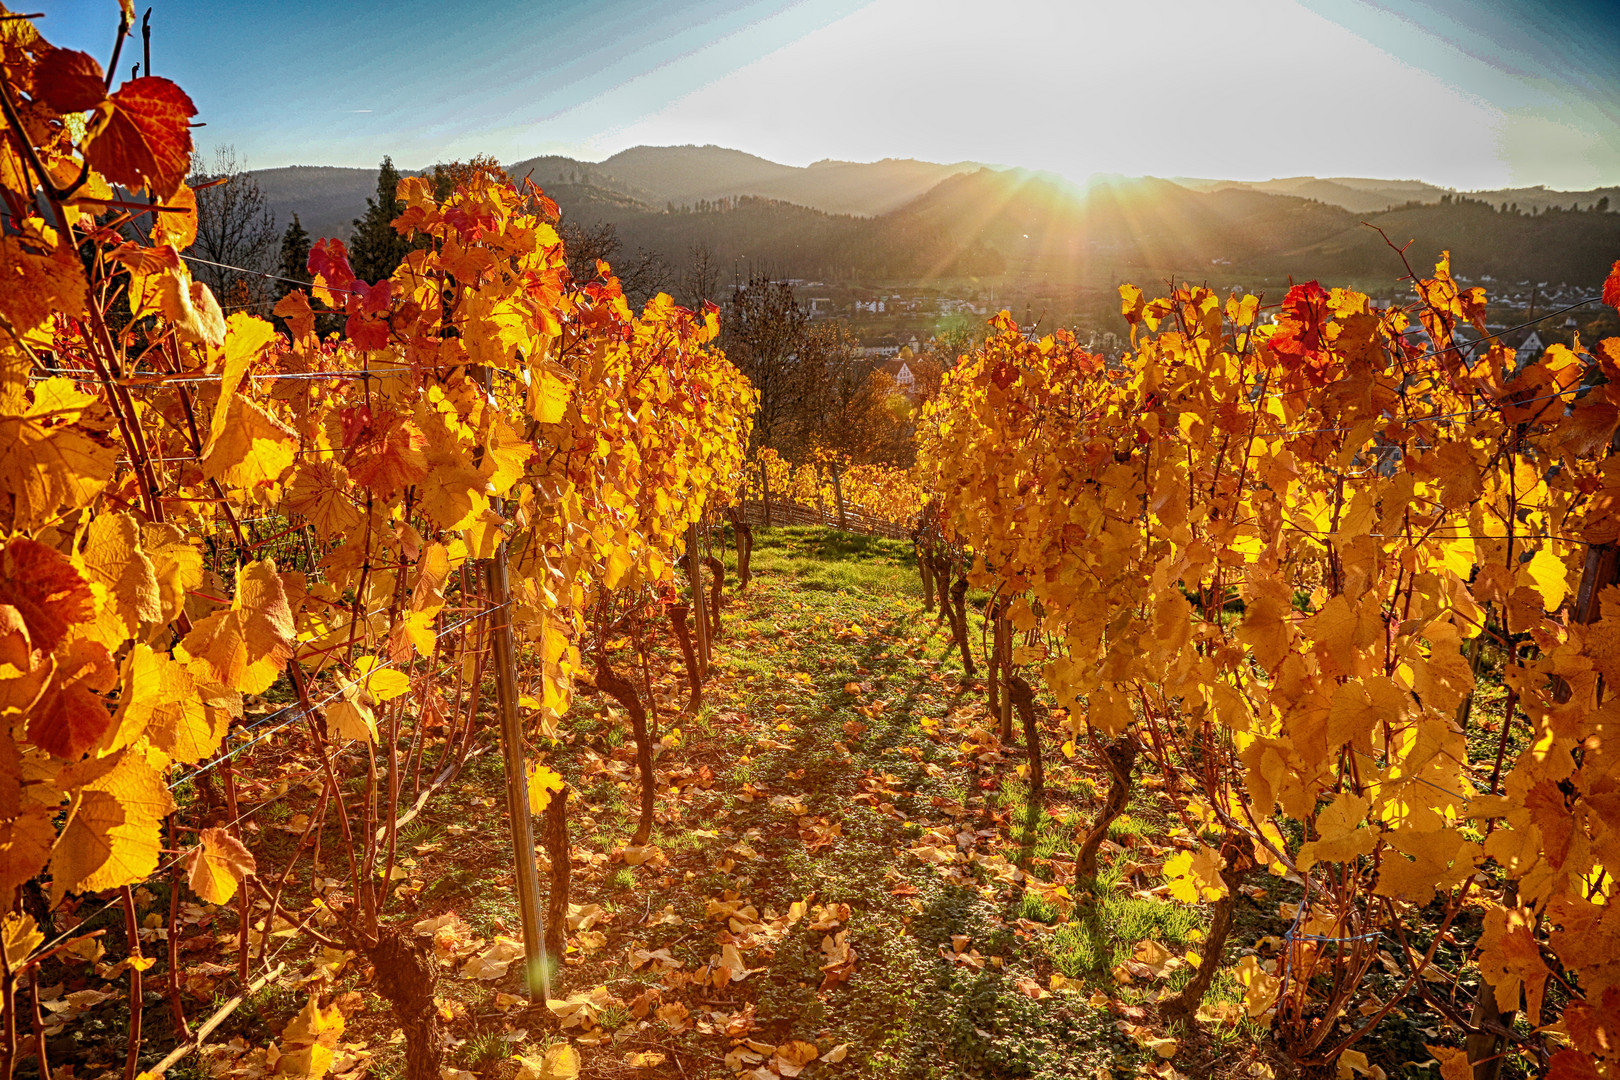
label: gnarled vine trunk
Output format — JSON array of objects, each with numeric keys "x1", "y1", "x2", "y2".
[
  {"x1": 595, "y1": 657, "x2": 656, "y2": 845},
  {"x1": 1162, "y1": 837, "x2": 1256, "y2": 1018},
  {"x1": 1007, "y1": 675, "x2": 1043, "y2": 805},
  {"x1": 949, "y1": 576, "x2": 975, "y2": 677},
  {"x1": 988, "y1": 602, "x2": 1006, "y2": 735},
  {"x1": 1075, "y1": 732, "x2": 1139, "y2": 883},
  {"x1": 932, "y1": 554, "x2": 951, "y2": 625},
  {"x1": 364, "y1": 929, "x2": 442, "y2": 1080},
  {"x1": 704, "y1": 553, "x2": 725, "y2": 639},
  {"x1": 668, "y1": 602, "x2": 702, "y2": 713},
  {"x1": 540, "y1": 794, "x2": 570, "y2": 983}
]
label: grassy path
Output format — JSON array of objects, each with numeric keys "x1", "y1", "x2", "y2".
[{"x1": 183, "y1": 526, "x2": 1296, "y2": 1080}]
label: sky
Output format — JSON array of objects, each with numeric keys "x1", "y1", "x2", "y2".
[{"x1": 39, "y1": 0, "x2": 1620, "y2": 190}]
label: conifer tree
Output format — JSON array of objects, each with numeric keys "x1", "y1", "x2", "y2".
[
  {"x1": 349, "y1": 155, "x2": 411, "y2": 282},
  {"x1": 276, "y1": 213, "x2": 310, "y2": 297}
]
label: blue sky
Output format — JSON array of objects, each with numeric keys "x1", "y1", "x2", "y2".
[{"x1": 41, "y1": 0, "x2": 1620, "y2": 189}]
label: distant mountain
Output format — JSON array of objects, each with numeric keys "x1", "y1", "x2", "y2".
[
  {"x1": 888, "y1": 169, "x2": 1357, "y2": 274},
  {"x1": 244, "y1": 147, "x2": 1620, "y2": 290},
  {"x1": 255, "y1": 146, "x2": 982, "y2": 241},
  {"x1": 504, "y1": 154, "x2": 664, "y2": 206},
  {"x1": 1277, "y1": 197, "x2": 1620, "y2": 286},
  {"x1": 1175, "y1": 175, "x2": 1449, "y2": 214},
  {"x1": 252, "y1": 165, "x2": 398, "y2": 244},
  {"x1": 588, "y1": 146, "x2": 983, "y2": 215},
  {"x1": 1175, "y1": 174, "x2": 1620, "y2": 217}
]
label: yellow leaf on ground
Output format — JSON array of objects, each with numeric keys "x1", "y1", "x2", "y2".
[
  {"x1": 514, "y1": 1044, "x2": 579, "y2": 1080},
  {"x1": 773, "y1": 1041, "x2": 819, "y2": 1078}
]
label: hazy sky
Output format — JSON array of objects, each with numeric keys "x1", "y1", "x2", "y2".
[{"x1": 42, "y1": 0, "x2": 1620, "y2": 189}]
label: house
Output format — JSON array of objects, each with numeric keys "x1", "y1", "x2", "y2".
[
  {"x1": 1506, "y1": 329, "x2": 1545, "y2": 356},
  {"x1": 878, "y1": 358, "x2": 916, "y2": 392}
]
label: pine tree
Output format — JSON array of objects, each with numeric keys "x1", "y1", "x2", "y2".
[
  {"x1": 349, "y1": 156, "x2": 410, "y2": 283},
  {"x1": 276, "y1": 213, "x2": 310, "y2": 298}
]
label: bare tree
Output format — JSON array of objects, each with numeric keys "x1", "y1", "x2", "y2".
[
  {"x1": 558, "y1": 219, "x2": 669, "y2": 310},
  {"x1": 791, "y1": 324, "x2": 912, "y2": 464},
  {"x1": 189, "y1": 145, "x2": 278, "y2": 314},
  {"x1": 680, "y1": 241, "x2": 719, "y2": 310},
  {"x1": 721, "y1": 274, "x2": 809, "y2": 452}
]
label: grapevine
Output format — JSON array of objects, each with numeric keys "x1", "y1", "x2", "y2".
[
  {"x1": 0, "y1": 9, "x2": 752, "y2": 1078},
  {"x1": 918, "y1": 264, "x2": 1620, "y2": 1073}
]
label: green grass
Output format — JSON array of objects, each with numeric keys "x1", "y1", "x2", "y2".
[
  {"x1": 1107, "y1": 813, "x2": 1146, "y2": 839},
  {"x1": 729, "y1": 525, "x2": 923, "y2": 598},
  {"x1": 1049, "y1": 893, "x2": 1205, "y2": 979}
]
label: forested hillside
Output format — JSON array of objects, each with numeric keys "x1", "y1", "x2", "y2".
[{"x1": 254, "y1": 152, "x2": 1620, "y2": 289}]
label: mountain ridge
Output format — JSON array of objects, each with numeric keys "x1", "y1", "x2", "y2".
[{"x1": 242, "y1": 145, "x2": 1620, "y2": 290}]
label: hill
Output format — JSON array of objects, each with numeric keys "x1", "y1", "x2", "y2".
[
  {"x1": 252, "y1": 164, "x2": 402, "y2": 243},
  {"x1": 885, "y1": 169, "x2": 1358, "y2": 277},
  {"x1": 1176, "y1": 174, "x2": 1620, "y2": 217},
  {"x1": 1277, "y1": 196, "x2": 1620, "y2": 285},
  {"x1": 254, "y1": 147, "x2": 984, "y2": 241},
  {"x1": 591, "y1": 146, "x2": 982, "y2": 215},
  {"x1": 243, "y1": 148, "x2": 1620, "y2": 291}
]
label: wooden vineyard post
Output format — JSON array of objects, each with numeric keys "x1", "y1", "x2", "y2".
[
  {"x1": 482, "y1": 551, "x2": 551, "y2": 1003},
  {"x1": 996, "y1": 607, "x2": 1013, "y2": 743},
  {"x1": 833, "y1": 463, "x2": 848, "y2": 530},
  {"x1": 687, "y1": 522, "x2": 711, "y2": 676},
  {"x1": 760, "y1": 463, "x2": 773, "y2": 528}
]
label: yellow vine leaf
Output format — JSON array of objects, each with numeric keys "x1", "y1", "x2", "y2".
[
  {"x1": 0, "y1": 221, "x2": 87, "y2": 342},
  {"x1": 0, "y1": 378, "x2": 115, "y2": 533},
  {"x1": 0, "y1": 536, "x2": 94, "y2": 670},
  {"x1": 326, "y1": 699, "x2": 377, "y2": 744},
  {"x1": 529, "y1": 364, "x2": 573, "y2": 424},
  {"x1": 76, "y1": 511, "x2": 162, "y2": 649},
  {"x1": 1524, "y1": 546, "x2": 1569, "y2": 610},
  {"x1": 1235, "y1": 594, "x2": 1293, "y2": 671},
  {"x1": 179, "y1": 560, "x2": 296, "y2": 695},
  {"x1": 528, "y1": 762, "x2": 566, "y2": 814},
  {"x1": 186, "y1": 826, "x2": 256, "y2": 905},
  {"x1": 200, "y1": 395, "x2": 298, "y2": 492},
  {"x1": 0, "y1": 912, "x2": 41, "y2": 971},
  {"x1": 140, "y1": 523, "x2": 204, "y2": 633},
  {"x1": 27, "y1": 638, "x2": 117, "y2": 760},
  {"x1": 283, "y1": 461, "x2": 362, "y2": 542},
  {"x1": 207, "y1": 313, "x2": 278, "y2": 445},
  {"x1": 353, "y1": 654, "x2": 409, "y2": 702},
  {"x1": 49, "y1": 749, "x2": 173, "y2": 902},
  {"x1": 1164, "y1": 845, "x2": 1226, "y2": 904},
  {"x1": 1374, "y1": 828, "x2": 1478, "y2": 906},
  {"x1": 1478, "y1": 904, "x2": 1550, "y2": 1022},
  {"x1": 1296, "y1": 792, "x2": 1375, "y2": 871},
  {"x1": 0, "y1": 735, "x2": 55, "y2": 902},
  {"x1": 112, "y1": 644, "x2": 225, "y2": 764}
]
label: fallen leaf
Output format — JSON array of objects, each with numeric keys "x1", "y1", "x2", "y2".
[
  {"x1": 512, "y1": 1043, "x2": 580, "y2": 1080},
  {"x1": 773, "y1": 1041, "x2": 819, "y2": 1078},
  {"x1": 461, "y1": 936, "x2": 525, "y2": 980}
]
